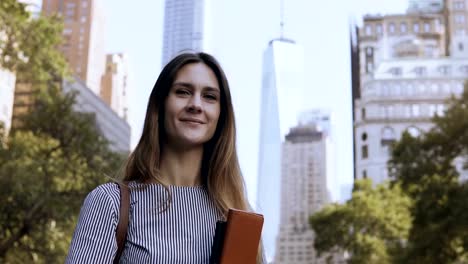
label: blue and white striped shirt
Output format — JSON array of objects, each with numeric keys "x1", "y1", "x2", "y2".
[{"x1": 66, "y1": 182, "x2": 223, "y2": 263}]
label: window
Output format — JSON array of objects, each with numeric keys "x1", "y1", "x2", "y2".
[
  {"x1": 455, "y1": 82, "x2": 464, "y2": 94},
  {"x1": 387, "y1": 106, "x2": 394, "y2": 117},
  {"x1": 389, "y1": 23, "x2": 395, "y2": 34},
  {"x1": 382, "y1": 127, "x2": 395, "y2": 139},
  {"x1": 361, "y1": 132, "x2": 368, "y2": 141},
  {"x1": 459, "y1": 43, "x2": 464, "y2": 52},
  {"x1": 362, "y1": 170, "x2": 368, "y2": 179},
  {"x1": 412, "y1": 104, "x2": 420, "y2": 117},
  {"x1": 424, "y1": 22, "x2": 431, "y2": 33},
  {"x1": 413, "y1": 22, "x2": 420, "y2": 33},
  {"x1": 376, "y1": 24, "x2": 383, "y2": 35},
  {"x1": 429, "y1": 104, "x2": 437, "y2": 116},
  {"x1": 362, "y1": 145, "x2": 368, "y2": 159},
  {"x1": 454, "y1": 1, "x2": 465, "y2": 10},
  {"x1": 394, "y1": 83, "x2": 401, "y2": 95},
  {"x1": 400, "y1": 22, "x2": 407, "y2": 33},
  {"x1": 389, "y1": 67, "x2": 402, "y2": 76},
  {"x1": 405, "y1": 105, "x2": 411, "y2": 117},
  {"x1": 418, "y1": 83, "x2": 426, "y2": 93},
  {"x1": 456, "y1": 14, "x2": 465, "y2": 24},
  {"x1": 460, "y1": 65, "x2": 468, "y2": 73},
  {"x1": 437, "y1": 104, "x2": 445, "y2": 115},
  {"x1": 414, "y1": 66, "x2": 427, "y2": 76},
  {"x1": 361, "y1": 108, "x2": 366, "y2": 120},
  {"x1": 456, "y1": 29, "x2": 466, "y2": 36},
  {"x1": 407, "y1": 83, "x2": 414, "y2": 95},
  {"x1": 381, "y1": 127, "x2": 396, "y2": 155},
  {"x1": 407, "y1": 126, "x2": 421, "y2": 137},
  {"x1": 438, "y1": 65, "x2": 451, "y2": 75},
  {"x1": 365, "y1": 24, "x2": 372, "y2": 36},
  {"x1": 431, "y1": 83, "x2": 438, "y2": 94}
]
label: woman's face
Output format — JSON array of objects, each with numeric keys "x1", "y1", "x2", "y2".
[{"x1": 163, "y1": 62, "x2": 221, "y2": 149}]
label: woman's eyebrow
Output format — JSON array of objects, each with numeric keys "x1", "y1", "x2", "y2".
[
  {"x1": 172, "y1": 82, "x2": 193, "y2": 88},
  {"x1": 203, "y1": 87, "x2": 220, "y2": 93},
  {"x1": 173, "y1": 82, "x2": 220, "y2": 92}
]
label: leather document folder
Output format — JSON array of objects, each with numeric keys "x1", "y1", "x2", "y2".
[{"x1": 210, "y1": 209, "x2": 264, "y2": 264}]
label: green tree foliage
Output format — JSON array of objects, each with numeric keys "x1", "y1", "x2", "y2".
[
  {"x1": 310, "y1": 180, "x2": 412, "y2": 264},
  {"x1": 0, "y1": 0, "x2": 67, "y2": 84},
  {"x1": 0, "y1": 1, "x2": 125, "y2": 262},
  {"x1": 311, "y1": 84, "x2": 468, "y2": 263},
  {"x1": 388, "y1": 86, "x2": 468, "y2": 263},
  {"x1": 0, "y1": 90, "x2": 124, "y2": 264}
]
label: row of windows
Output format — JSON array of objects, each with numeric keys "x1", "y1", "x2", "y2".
[
  {"x1": 363, "y1": 81, "x2": 463, "y2": 97},
  {"x1": 385, "y1": 65, "x2": 468, "y2": 77},
  {"x1": 360, "y1": 126, "x2": 421, "y2": 160},
  {"x1": 361, "y1": 104, "x2": 446, "y2": 120},
  {"x1": 364, "y1": 20, "x2": 436, "y2": 36}
]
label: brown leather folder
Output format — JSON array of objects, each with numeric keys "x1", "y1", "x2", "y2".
[{"x1": 210, "y1": 209, "x2": 264, "y2": 264}]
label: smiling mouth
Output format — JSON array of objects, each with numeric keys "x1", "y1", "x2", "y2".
[{"x1": 180, "y1": 119, "x2": 204, "y2": 124}]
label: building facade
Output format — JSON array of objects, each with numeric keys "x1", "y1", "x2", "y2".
[
  {"x1": 42, "y1": 0, "x2": 106, "y2": 95},
  {"x1": 0, "y1": 69, "x2": 16, "y2": 136},
  {"x1": 257, "y1": 38, "x2": 305, "y2": 261},
  {"x1": 162, "y1": 0, "x2": 206, "y2": 65},
  {"x1": 63, "y1": 78, "x2": 131, "y2": 153},
  {"x1": 274, "y1": 120, "x2": 336, "y2": 264},
  {"x1": 101, "y1": 53, "x2": 129, "y2": 120},
  {"x1": 352, "y1": 0, "x2": 468, "y2": 183}
]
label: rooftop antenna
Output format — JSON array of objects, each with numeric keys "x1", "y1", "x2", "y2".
[{"x1": 280, "y1": 0, "x2": 285, "y2": 39}]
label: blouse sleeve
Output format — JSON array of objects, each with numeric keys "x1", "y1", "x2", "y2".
[{"x1": 66, "y1": 185, "x2": 119, "y2": 264}]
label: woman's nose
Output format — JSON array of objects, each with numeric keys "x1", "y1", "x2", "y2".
[{"x1": 186, "y1": 94, "x2": 202, "y2": 113}]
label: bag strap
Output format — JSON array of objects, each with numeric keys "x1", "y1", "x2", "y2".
[{"x1": 114, "y1": 182, "x2": 130, "y2": 264}]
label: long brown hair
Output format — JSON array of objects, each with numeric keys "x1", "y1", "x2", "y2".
[
  {"x1": 123, "y1": 52, "x2": 249, "y2": 214},
  {"x1": 123, "y1": 52, "x2": 264, "y2": 262}
]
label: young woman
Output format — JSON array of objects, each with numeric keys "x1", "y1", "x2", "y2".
[{"x1": 66, "y1": 52, "x2": 264, "y2": 263}]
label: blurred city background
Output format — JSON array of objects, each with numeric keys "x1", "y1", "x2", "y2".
[{"x1": 1, "y1": 0, "x2": 467, "y2": 263}]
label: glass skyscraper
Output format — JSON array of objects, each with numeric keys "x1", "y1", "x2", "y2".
[
  {"x1": 257, "y1": 38, "x2": 305, "y2": 260},
  {"x1": 162, "y1": 0, "x2": 205, "y2": 65}
]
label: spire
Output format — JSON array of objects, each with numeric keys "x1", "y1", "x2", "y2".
[{"x1": 280, "y1": 0, "x2": 285, "y2": 39}]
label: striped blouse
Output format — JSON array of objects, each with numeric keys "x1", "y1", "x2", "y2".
[{"x1": 66, "y1": 182, "x2": 223, "y2": 264}]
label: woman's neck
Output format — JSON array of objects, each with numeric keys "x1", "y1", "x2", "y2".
[{"x1": 158, "y1": 145, "x2": 203, "y2": 186}]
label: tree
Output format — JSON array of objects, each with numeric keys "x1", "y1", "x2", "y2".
[
  {"x1": 311, "y1": 83, "x2": 468, "y2": 263},
  {"x1": 388, "y1": 85, "x2": 468, "y2": 263},
  {"x1": 0, "y1": 86, "x2": 125, "y2": 263},
  {"x1": 0, "y1": 0, "x2": 67, "y2": 84},
  {"x1": 310, "y1": 179, "x2": 412, "y2": 264},
  {"x1": 0, "y1": 2, "x2": 125, "y2": 262}
]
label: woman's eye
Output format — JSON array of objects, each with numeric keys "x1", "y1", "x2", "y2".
[
  {"x1": 204, "y1": 94, "x2": 217, "y2": 101},
  {"x1": 176, "y1": 89, "x2": 190, "y2": 95}
]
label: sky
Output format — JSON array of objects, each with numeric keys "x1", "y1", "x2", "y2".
[{"x1": 103, "y1": 0, "x2": 408, "y2": 203}]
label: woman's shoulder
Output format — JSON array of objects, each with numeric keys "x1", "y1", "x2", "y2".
[{"x1": 82, "y1": 182, "x2": 121, "y2": 210}]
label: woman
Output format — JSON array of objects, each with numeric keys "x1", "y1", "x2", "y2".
[{"x1": 66, "y1": 52, "x2": 263, "y2": 263}]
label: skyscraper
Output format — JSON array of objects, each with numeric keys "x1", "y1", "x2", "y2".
[
  {"x1": 257, "y1": 38, "x2": 305, "y2": 260},
  {"x1": 274, "y1": 120, "x2": 332, "y2": 264},
  {"x1": 162, "y1": 0, "x2": 206, "y2": 65},
  {"x1": 100, "y1": 53, "x2": 129, "y2": 120},
  {"x1": 42, "y1": 0, "x2": 106, "y2": 95},
  {"x1": 352, "y1": 0, "x2": 468, "y2": 184}
]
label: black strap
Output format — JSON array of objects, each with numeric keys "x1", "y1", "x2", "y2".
[{"x1": 114, "y1": 182, "x2": 130, "y2": 264}]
